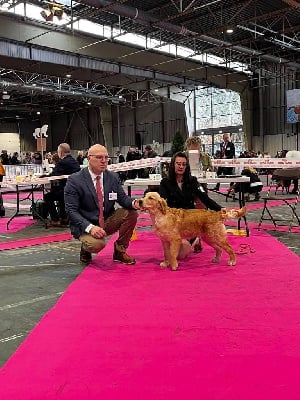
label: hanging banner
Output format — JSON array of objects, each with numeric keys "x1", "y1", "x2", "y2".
[{"x1": 212, "y1": 158, "x2": 300, "y2": 168}]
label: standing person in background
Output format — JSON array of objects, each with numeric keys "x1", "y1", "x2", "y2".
[
  {"x1": 185, "y1": 136, "x2": 213, "y2": 173},
  {"x1": 82, "y1": 151, "x2": 89, "y2": 166},
  {"x1": 43, "y1": 143, "x2": 80, "y2": 227},
  {"x1": 115, "y1": 149, "x2": 126, "y2": 183},
  {"x1": 185, "y1": 135, "x2": 213, "y2": 196},
  {"x1": 142, "y1": 144, "x2": 157, "y2": 159},
  {"x1": 64, "y1": 144, "x2": 140, "y2": 265},
  {"x1": 141, "y1": 145, "x2": 158, "y2": 178},
  {"x1": 0, "y1": 150, "x2": 10, "y2": 165},
  {"x1": 115, "y1": 149, "x2": 125, "y2": 164},
  {"x1": 76, "y1": 150, "x2": 84, "y2": 165},
  {"x1": 126, "y1": 146, "x2": 141, "y2": 179},
  {"x1": 11, "y1": 152, "x2": 21, "y2": 165},
  {"x1": 213, "y1": 133, "x2": 235, "y2": 191}
]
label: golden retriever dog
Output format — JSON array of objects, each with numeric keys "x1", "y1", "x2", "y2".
[{"x1": 139, "y1": 192, "x2": 247, "y2": 270}]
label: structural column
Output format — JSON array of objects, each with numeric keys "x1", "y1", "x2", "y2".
[{"x1": 99, "y1": 105, "x2": 113, "y2": 155}]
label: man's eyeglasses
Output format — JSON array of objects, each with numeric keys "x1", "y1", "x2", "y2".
[
  {"x1": 89, "y1": 155, "x2": 110, "y2": 161},
  {"x1": 175, "y1": 162, "x2": 187, "y2": 167}
]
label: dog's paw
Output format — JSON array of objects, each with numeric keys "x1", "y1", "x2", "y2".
[
  {"x1": 228, "y1": 260, "x2": 236, "y2": 266},
  {"x1": 171, "y1": 264, "x2": 178, "y2": 271},
  {"x1": 160, "y1": 261, "x2": 169, "y2": 268},
  {"x1": 211, "y1": 257, "x2": 220, "y2": 263}
]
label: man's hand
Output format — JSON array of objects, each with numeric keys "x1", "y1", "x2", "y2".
[
  {"x1": 90, "y1": 226, "x2": 107, "y2": 239},
  {"x1": 133, "y1": 199, "x2": 141, "y2": 209}
]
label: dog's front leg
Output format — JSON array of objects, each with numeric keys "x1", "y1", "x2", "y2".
[
  {"x1": 160, "y1": 241, "x2": 170, "y2": 268},
  {"x1": 169, "y1": 239, "x2": 181, "y2": 271}
]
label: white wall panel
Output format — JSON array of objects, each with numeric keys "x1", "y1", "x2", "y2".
[{"x1": 0, "y1": 132, "x2": 20, "y2": 154}]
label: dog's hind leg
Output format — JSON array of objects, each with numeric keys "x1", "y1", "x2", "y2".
[
  {"x1": 208, "y1": 243, "x2": 222, "y2": 263},
  {"x1": 203, "y1": 225, "x2": 236, "y2": 266},
  {"x1": 217, "y1": 240, "x2": 236, "y2": 266}
]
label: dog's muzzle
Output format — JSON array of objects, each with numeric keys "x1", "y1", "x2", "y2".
[{"x1": 139, "y1": 199, "x2": 144, "y2": 207}]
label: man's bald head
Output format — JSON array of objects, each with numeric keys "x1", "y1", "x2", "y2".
[
  {"x1": 87, "y1": 144, "x2": 109, "y2": 174},
  {"x1": 88, "y1": 144, "x2": 107, "y2": 156}
]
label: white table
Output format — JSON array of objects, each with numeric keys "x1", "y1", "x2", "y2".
[
  {"x1": 124, "y1": 176, "x2": 250, "y2": 195},
  {"x1": 3, "y1": 175, "x2": 69, "y2": 229}
]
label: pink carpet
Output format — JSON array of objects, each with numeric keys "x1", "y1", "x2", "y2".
[
  {"x1": 0, "y1": 216, "x2": 35, "y2": 233},
  {"x1": 228, "y1": 198, "x2": 295, "y2": 211},
  {"x1": 1, "y1": 231, "x2": 300, "y2": 399},
  {"x1": 0, "y1": 232, "x2": 73, "y2": 250},
  {"x1": 225, "y1": 218, "x2": 300, "y2": 233}
]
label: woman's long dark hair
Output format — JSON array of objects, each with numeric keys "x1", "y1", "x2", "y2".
[{"x1": 168, "y1": 151, "x2": 192, "y2": 183}]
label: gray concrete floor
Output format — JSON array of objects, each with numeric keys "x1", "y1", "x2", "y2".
[{"x1": 0, "y1": 179, "x2": 299, "y2": 367}]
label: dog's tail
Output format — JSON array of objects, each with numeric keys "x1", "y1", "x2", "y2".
[{"x1": 222, "y1": 206, "x2": 247, "y2": 219}]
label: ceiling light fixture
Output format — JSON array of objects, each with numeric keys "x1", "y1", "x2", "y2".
[{"x1": 40, "y1": 0, "x2": 65, "y2": 22}]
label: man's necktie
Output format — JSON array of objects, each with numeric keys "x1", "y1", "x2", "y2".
[
  {"x1": 222, "y1": 143, "x2": 226, "y2": 157},
  {"x1": 96, "y1": 175, "x2": 104, "y2": 228}
]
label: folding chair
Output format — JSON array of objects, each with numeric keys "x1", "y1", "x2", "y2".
[{"x1": 258, "y1": 168, "x2": 300, "y2": 231}]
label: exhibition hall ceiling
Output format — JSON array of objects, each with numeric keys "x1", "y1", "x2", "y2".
[{"x1": 0, "y1": 0, "x2": 299, "y2": 120}]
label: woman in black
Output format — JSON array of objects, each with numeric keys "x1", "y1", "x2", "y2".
[
  {"x1": 159, "y1": 151, "x2": 223, "y2": 257},
  {"x1": 159, "y1": 151, "x2": 222, "y2": 211}
]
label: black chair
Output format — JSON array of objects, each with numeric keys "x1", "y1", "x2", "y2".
[{"x1": 258, "y1": 168, "x2": 300, "y2": 231}]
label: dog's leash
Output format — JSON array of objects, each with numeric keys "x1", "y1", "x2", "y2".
[{"x1": 236, "y1": 243, "x2": 256, "y2": 255}]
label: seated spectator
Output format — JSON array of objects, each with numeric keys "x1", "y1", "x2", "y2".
[
  {"x1": 33, "y1": 152, "x2": 43, "y2": 164},
  {"x1": 11, "y1": 152, "x2": 21, "y2": 165},
  {"x1": 228, "y1": 167, "x2": 263, "y2": 201},
  {"x1": 22, "y1": 152, "x2": 33, "y2": 164},
  {"x1": 162, "y1": 149, "x2": 173, "y2": 157},
  {"x1": 44, "y1": 143, "x2": 80, "y2": 227}
]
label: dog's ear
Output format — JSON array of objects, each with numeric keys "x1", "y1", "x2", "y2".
[{"x1": 158, "y1": 197, "x2": 167, "y2": 214}]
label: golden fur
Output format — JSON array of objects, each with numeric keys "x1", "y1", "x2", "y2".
[{"x1": 139, "y1": 192, "x2": 247, "y2": 270}]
